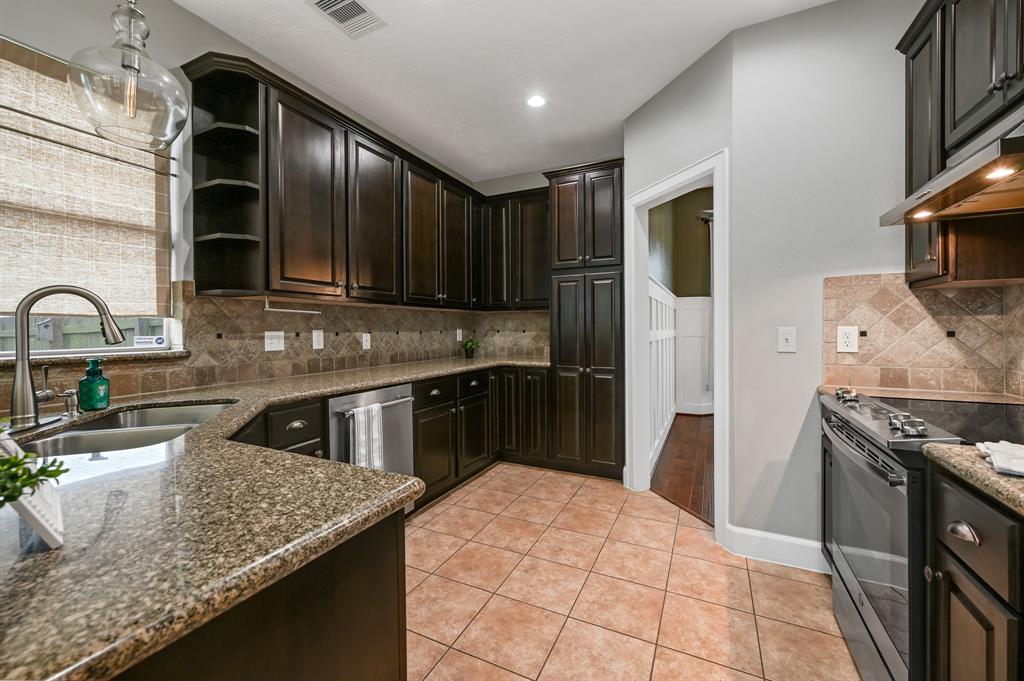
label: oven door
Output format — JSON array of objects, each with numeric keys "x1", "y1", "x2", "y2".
[{"x1": 823, "y1": 417, "x2": 910, "y2": 681}]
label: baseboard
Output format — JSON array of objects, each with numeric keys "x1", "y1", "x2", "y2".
[
  {"x1": 677, "y1": 403, "x2": 713, "y2": 415},
  {"x1": 718, "y1": 522, "x2": 831, "y2": 574}
]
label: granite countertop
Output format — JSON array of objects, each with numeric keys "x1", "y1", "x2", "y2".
[
  {"x1": 923, "y1": 443, "x2": 1024, "y2": 517},
  {"x1": 0, "y1": 356, "x2": 547, "y2": 681}
]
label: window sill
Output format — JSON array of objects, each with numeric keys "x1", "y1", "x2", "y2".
[{"x1": 0, "y1": 349, "x2": 190, "y2": 368}]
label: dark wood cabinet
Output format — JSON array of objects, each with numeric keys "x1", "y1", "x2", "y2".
[
  {"x1": 496, "y1": 367, "x2": 522, "y2": 455},
  {"x1": 458, "y1": 393, "x2": 490, "y2": 475},
  {"x1": 932, "y1": 545, "x2": 1019, "y2": 681},
  {"x1": 511, "y1": 191, "x2": 551, "y2": 308},
  {"x1": 483, "y1": 200, "x2": 512, "y2": 308},
  {"x1": 945, "y1": 0, "x2": 1007, "y2": 149},
  {"x1": 550, "y1": 174, "x2": 585, "y2": 269},
  {"x1": 441, "y1": 182, "x2": 472, "y2": 308},
  {"x1": 551, "y1": 274, "x2": 586, "y2": 465},
  {"x1": 522, "y1": 369, "x2": 549, "y2": 460},
  {"x1": 347, "y1": 134, "x2": 402, "y2": 302},
  {"x1": 267, "y1": 88, "x2": 346, "y2": 296},
  {"x1": 545, "y1": 161, "x2": 623, "y2": 271},
  {"x1": 403, "y1": 161, "x2": 442, "y2": 307},
  {"x1": 471, "y1": 200, "x2": 484, "y2": 308},
  {"x1": 412, "y1": 402, "x2": 457, "y2": 502},
  {"x1": 488, "y1": 370, "x2": 500, "y2": 455}
]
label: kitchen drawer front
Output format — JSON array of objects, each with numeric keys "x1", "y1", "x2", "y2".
[
  {"x1": 284, "y1": 438, "x2": 325, "y2": 459},
  {"x1": 413, "y1": 377, "x2": 457, "y2": 410},
  {"x1": 933, "y1": 473, "x2": 1022, "y2": 608},
  {"x1": 267, "y1": 401, "x2": 323, "y2": 449},
  {"x1": 458, "y1": 371, "x2": 489, "y2": 398}
]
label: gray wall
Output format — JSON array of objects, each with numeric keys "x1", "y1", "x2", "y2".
[{"x1": 625, "y1": 0, "x2": 917, "y2": 542}]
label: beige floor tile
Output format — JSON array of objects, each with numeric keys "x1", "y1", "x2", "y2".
[
  {"x1": 749, "y1": 571, "x2": 839, "y2": 635},
  {"x1": 538, "y1": 618, "x2": 655, "y2": 681},
  {"x1": 757, "y1": 616, "x2": 860, "y2": 681},
  {"x1": 747, "y1": 558, "x2": 831, "y2": 588},
  {"x1": 501, "y1": 496, "x2": 566, "y2": 525},
  {"x1": 425, "y1": 650, "x2": 529, "y2": 681},
  {"x1": 673, "y1": 526, "x2": 746, "y2": 568},
  {"x1": 454, "y1": 594, "x2": 565, "y2": 679},
  {"x1": 568, "y1": 484, "x2": 628, "y2": 513},
  {"x1": 426, "y1": 506, "x2": 498, "y2": 540},
  {"x1": 528, "y1": 527, "x2": 606, "y2": 570},
  {"x1": 658, "y1": 592, "x2": 762, "y2": 677},
  {"x1": 608, "y1": 514, "x2": 677, "y2": 552},
  {"x1": 406, "y1": 529, "x2": 467, "y2": 572},
  {"x1": 473, "y1": 515, "x2": 547, "y2": 553},
  {"x1": 407, "y1": 630, "x2": 447, "y2": 681},
  {"x1": 407, "y1": 566, "x2": 431, "y2": 594},
  {"x1": 550, "y1": 505, "x2": 618, "y2": 538},
  {"x1": 482, "y1": 471, "x2": 539, "y2": 494},
  {"x1": 436, "y1": 541, "x2": 524, "y2": 591},
  {"x1": 667, "y1": 554, "x2": 753, "y2": 612},
  {"x1": 522, "y1": 477, "x2": 583, "y2": 503},
  {"x1": 592, "y1": 539, "x2": 672, "y2": 589},
  {"x1": 455, "y1": 488, "x2": 520, "y2": 514},
  {"x1": 408, "y1": 503, "x2": 448, "y2": 527},
  {"x1": 569, "y1": 572, "x2": 666, "y2": 642},
  {"x1": 677, "y1": 510, "x2": 713, "y2": 530},
  {"x1": 651, "y1": 646, "x2": 761, "y2": 681},
  {"x1": 498, "y1": 556, "x2": 589, "y2": 615},
  {"x1": 406, "y1": 575, "x2": 491, "y2": 645},
  {"x1": 620, "y1": 494, "x2": 681, "y2": 524}
]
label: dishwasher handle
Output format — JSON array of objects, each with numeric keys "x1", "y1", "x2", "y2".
[{"x1": 337, "y1": 395, "x2": 414, "y2": 419}]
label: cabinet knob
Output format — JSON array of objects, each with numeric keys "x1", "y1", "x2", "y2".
[
  {"x1": 924, "y1": 253, "x2": 937, "y2": 263},
  {"x1": 313, "y1": 449, "x2": 323, "y2": 458},
  {"x1": 351, "y1": 283, "x2": 359, "y2": 289},
  {"x1": 450, "y1": 408, "x2": 456, "y2": 414},
  {"x1": 577, "y1": 256, "x2": 583, "y2": 262},
  {"x1": 585, "y1": 255, "x2": 591, "y2": 261},
  {"x1": 585, "y1": 368, "x2": 591, "y2": 374},
  {"x1": 459, "y1": 406, "x2": 465, "y2": 412},
  {"x1": 577, "y1": 367, "x2": 583, "y2": 374},
  {"x1": 437, "y1": 293, "x2": 443, "y2": 299}
]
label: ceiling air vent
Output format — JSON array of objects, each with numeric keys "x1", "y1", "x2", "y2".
[{"x1": 312, "y1": 0, "x2": 385, "y2": 38}]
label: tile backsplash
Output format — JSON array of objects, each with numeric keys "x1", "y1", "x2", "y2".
[
  {"x1": 823, "y1": 273, "x2": 1024, "y2": 396},
  {"x1": 0, "y1": 282, "x2": 549, "y2": 413}
]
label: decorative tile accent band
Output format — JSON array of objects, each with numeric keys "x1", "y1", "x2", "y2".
[{"x1": 823, "y1": 273, "x2": 1024, "y2": 396}]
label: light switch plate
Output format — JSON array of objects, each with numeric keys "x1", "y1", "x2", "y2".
[
  {"x1": 777, "y1": 327, "x2": 796, "y2": 353},
  {"x1": 361, "y1": 333, "x2": 371, "y2": 350},
  {"x1": 837, "y1": 326, "x2": 859, "y2": 353},
  {"x1": 264, "y1": 331, "x2": 284, "y2": 352},
  {"x1": 312, "y1": 329, "x2": 324, "y2": 350},
  {"x1": 457, "y1": 328, "x2": 463, "y2": 342}
]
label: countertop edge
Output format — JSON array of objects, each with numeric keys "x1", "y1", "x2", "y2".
[
  {"x1": 922, "y1": 443, "x2": 1024, "y2": 518},
  {"x1": 817, "y1": 384, "x2": 1024, "y2": 405}
]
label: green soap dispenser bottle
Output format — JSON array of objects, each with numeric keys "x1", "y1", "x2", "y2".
[{"x1": 79, "y1": 358, "x2": 110, "y2": 411}]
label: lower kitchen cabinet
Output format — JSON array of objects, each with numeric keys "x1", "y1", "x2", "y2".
[
  {"x1": 232, "y1": 399, "x2": 327, "y2": 458},
  {"x1": 522, "y1": 369, "x2": 549, "y2": 460},
  {"x1": 496, "y1": 367, "x2": 522, "y2": 455},
  {"x1": 493, "y1": 366, "x2": 550, "y2": 466},
  {"x1": 412, "y1": 402, "x2": 458, "y2": 505},
  {"x1": 458, "y1": 392, "x2": 490, "y2": 475}
]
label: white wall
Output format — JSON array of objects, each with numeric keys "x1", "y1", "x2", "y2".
[
  {"x1": 624, "y1": 0, "x2": 917, "y2": 545},
  {"x1": 676, "y1": 297, "x2": 713, "y2": 414}
]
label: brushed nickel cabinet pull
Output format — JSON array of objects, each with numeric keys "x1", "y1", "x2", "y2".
[
  {"x1": 286, "y1": 419, "x2": 307, "y2": 431},
  {"x1": 429, "y1": 388, "x2": 442, "y2": 396},
  {"x1": 946, "y1": 520, "x2": 981, "y2": 546}
]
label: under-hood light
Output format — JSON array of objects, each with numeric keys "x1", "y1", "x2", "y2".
[
  {"x1": 986, "y1": 167, "x2": 1016, "y2": 179},
  {"x1": 912, "y1": 210, "x2": 933, "y2": 219}
]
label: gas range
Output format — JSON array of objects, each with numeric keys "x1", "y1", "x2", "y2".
[{"x1": 822, "y1": 387, "x2": 962, "y2": 452}]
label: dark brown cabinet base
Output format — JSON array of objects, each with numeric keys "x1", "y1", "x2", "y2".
[{"x1": 115, "y1": 512, "x2": 407, "y2": 681}]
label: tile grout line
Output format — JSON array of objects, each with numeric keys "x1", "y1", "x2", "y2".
[{"x1": 747, "y1": 562, "x2": 768, "y2": 679}]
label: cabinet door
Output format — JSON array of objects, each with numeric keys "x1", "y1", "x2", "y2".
[
  {"x1": 484, "y1": 201, "x2": 511, "y2": 308},
  {"x1": 471, "y1": 200, "x2": 484, "y2": 308},
  {"x1": 441, "y1": 182, "x2": 472, "y2": 308},
  {"x1": 458, "y1": 393, "x2": 490, "y2": 475},
  {"x1": 1003, "y1": 0, "x2": 1024, "y2": 103},
  {"x1": 497, "y1": 367, "x2": 521, "y2": 454},
  {"x1": 268, "y1": 89, "x2": 346, "y2": 295},
  {"x1": 551, "y1": 274, "x2": 586, "y2": 464},
  {"x1": 585, "y1": 271, "x2": 623, "y2": 474},
  {"x1": 488, "y1": 371, "x2": 500, "y2": 455},
  {"x1": 550, "y1": 173, "x2": 584, "y2": 269},
  {"x1": 512, "y1": 192, "x2": 551, "y2": 308},
  {"x1": 584, "y1": 167, "x2": 622, "y2": 267},
  {"x1": 945, "y1": 0, "x2": 1006, "y2": 149},
  {"x1": 932, "y1": 546, "x2": 1019, "y2": 681},
  {"x1": 403, "y1": 162, "x2": 442, "y2": 306},
  {"x1": 347, "y1": 134, "x2": 401, "y2": 302},
  {"x1": 413, "y1": 403, "x2": 457, "y2": 500},
  {"x1": 523, "y1": 369, "x2": 549, "y2": 460}
]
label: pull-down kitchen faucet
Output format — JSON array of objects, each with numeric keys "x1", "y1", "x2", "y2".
[{"x1": 9, "y1": 286, "x2": 126, "y2": 432}]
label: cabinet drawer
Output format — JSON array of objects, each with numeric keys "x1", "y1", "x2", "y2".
[
  {"x1": 267, "y1": 401, "x2": 323, "y2": 449},
  {"x1": 413, "y1": 377, "x2": 457, "y2": 410},
  {"x1": 285, "y1": 438, "x2": 325, "y2": 458},
  {"x1": 458, "y1": 371, "x2": 489, "y2": 398},
  {"x1": 933, "y1": 473, "x2": 1022, "y2": 608}
]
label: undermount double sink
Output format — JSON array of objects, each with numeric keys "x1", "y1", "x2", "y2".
[{"x1": 24, "y1": 403, "x2": 233, "y2": 457}]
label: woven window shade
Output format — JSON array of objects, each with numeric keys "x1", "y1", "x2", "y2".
[{"x1": 0, "y1": 38, "x2": 171, "y2": 317}]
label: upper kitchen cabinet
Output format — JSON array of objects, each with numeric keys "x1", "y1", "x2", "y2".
[
  {"x1": 441, "y1": 182, "x2": 472, "y2": 308},
  {"x1": 267, "y1": 88, "x2": 347, "y2": 296},
  {"x1": 511, "y1": 189, "x2": 551, "y2": 308},
  {"x1": 545, "y1": 160, "x2": 623, "y2": 270},
  {"x1": 481, "y1": 200, "x2": 512, "y2": 308},
  {"x1": 403, "y1": 161, "x2": 443, "y2": 306},
  {"x1": 944, "y1": 0, "x2": 1008, "y2": 149},
  {"x1": 347, "y1": 134, "x2": 402, "y2": 302}
]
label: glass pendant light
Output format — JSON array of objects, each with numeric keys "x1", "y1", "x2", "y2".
[{"x1": 68, "y1": 0, "x2": 188, "y2": 151}]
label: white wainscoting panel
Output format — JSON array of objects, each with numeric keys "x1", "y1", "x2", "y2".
[
  {"x1": 676, "y1": 296, "x2": 713, "y2": 414},
  {"x1": 649, "y1": 279, "x2": 677, "y2": 467}
]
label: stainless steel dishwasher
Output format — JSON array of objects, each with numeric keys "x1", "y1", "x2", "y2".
[{"x1": 327, "y1": 384, "x2": 414, "y2": 478}]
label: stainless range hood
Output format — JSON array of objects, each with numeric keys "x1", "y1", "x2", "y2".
[{"x1": 880, "y1": 108, "x2": 1024, "y2": 226}]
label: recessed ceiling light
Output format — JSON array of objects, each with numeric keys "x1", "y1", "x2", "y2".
[
  {"x1": 527, "y1": 94, "x2": 546, "y2": 108},
  {"x1": 912, "y1": 210, "x2": 933, "y2": 219},
  {"x1": 986, "y1": 167, "x2": 1015, "y2": 179}
]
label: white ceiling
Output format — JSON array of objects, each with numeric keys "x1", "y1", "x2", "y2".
[{"x1": 175, "y1": 0, "x2": 830, "y2": 183}]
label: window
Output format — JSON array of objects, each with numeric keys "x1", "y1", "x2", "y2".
[{"x1": 0, "y1": 38, "x2": 173, "y2": 356}]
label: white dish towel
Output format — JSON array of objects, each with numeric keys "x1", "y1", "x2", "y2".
[
  {"x1": 977, "y1": 441, "x2": 1024, "y2": 477},
  {"x1": 351, "y1": 403, "x2": 384, "y2": 470}
]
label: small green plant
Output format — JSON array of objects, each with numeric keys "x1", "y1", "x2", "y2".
[
  {"x1": 0, "y1": 451, "x2": 68, "y2": 508},
  {"x1": 459, "y1": 338, "x2": 480, "y2": 351}
]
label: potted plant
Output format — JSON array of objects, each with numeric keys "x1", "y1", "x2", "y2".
[
  {"x1": 459, "y1": 337, "x2": 480, "y2": 359},
  {"x1": 1, "y1": 450, "x2": 67, "y2": 509}
]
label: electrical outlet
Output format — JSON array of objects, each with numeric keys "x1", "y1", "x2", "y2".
[
  {"x1": 457, "y1": 328, "x2": 463, "y2": 342},
  {"x1": 361, "y1": 333, "x2": 371, "y2": 351},
  {"x1": 312, "y1": 329, "x2": 324, "y2": 350},
  {"x1": 837, "y1": 325, "x2": 859, "y2": 353},
  {"x1": 777, "y1": 327, "x2": 796, "y2": 353},
  {"x1": 264, "y1": 331, "x2": 284, "y2": 352}
]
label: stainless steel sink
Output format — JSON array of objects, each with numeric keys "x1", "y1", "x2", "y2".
[
  {"x1": 72, "y1": 403, "x2": 233, "y2": 431},
  {"x1": 23, "y1": 425, "x2": 194, "y2": 457}
]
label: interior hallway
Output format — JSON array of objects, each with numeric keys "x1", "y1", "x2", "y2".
[{"x1": 651, "y1": 415, "x2": 714, "y2": 525}]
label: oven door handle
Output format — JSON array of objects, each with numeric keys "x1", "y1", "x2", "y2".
[{"x1": 822, "y1": 417, "x2": 907, "y2": 490}]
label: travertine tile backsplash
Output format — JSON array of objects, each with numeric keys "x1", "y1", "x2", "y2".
[
  {"x1": 0, "y1": 281, "x2": 549, "y2": 413},
  {"x1": 823, "y1": 273, "x2": 1024, "y2": 396}
]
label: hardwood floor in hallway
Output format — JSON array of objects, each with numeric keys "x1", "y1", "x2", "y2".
[{"x1": 651, "y1": 414, "x2": 714, "y2": 525}]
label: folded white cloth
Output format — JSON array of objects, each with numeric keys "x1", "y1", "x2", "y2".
[
  {"x1": 977, "y1": 441, "x2": 1024, "y2": 477},
  {"x1": 351, "y1": 403, "x2": 384, "y2": 470}
]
